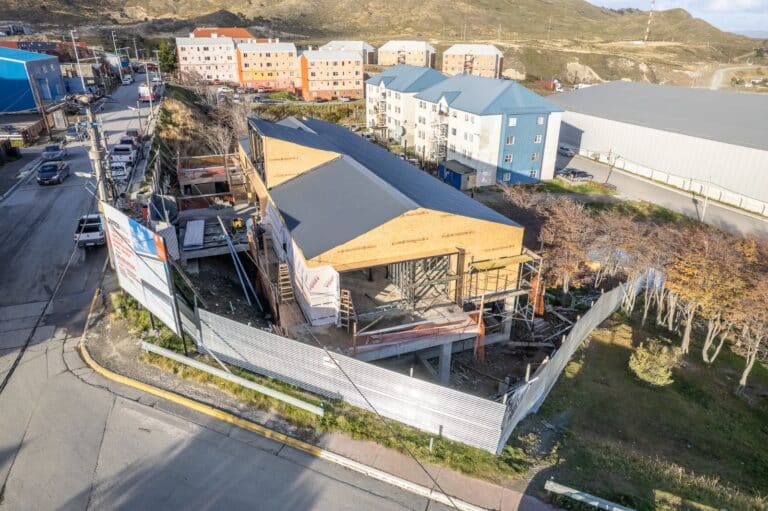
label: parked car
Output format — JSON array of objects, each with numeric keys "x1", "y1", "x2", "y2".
[
  {"x1": 216, "y1": 86, "x2": 233, "y2": 94},
  {"x1": 65, "y1": 125, "x2": 88, "y2": 142},
  {"x1": 118, "y1": 136, "x2": 140, "y2": 153},
  {"x1": 74, "y1": 214, "x2": 106, "y2": 248},
  {"x1": 560, "y1": 168, "x2": 593, "y2": 182},
  {"x1": 558, "y1": 145, "x2": 575, "y2": 157},
  {"x1": 110, "y1": 144, "x2": 137, "y2": 166},
  {"x1": 37, "y1": 161, "x2": 70, "y2": 185},
  {"x1": 109, "y1": 161, "x2": 130, "y2": 182},
  {"x1": 125, "y1": 128, "x2": 145, "y2": 143},
  {"x1": 339, "y1": 96, "x2": 351, "y2": 103},
  {"x1": 41, "y1": 142, "x2": 67, "y2": 161},
  {"x1": 121, "y1": 75, "x2": 134, "y2": 85}
]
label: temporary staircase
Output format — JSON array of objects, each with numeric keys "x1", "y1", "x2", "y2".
[
  {"x1": 277, "y1": 263, "x2": 294, "y2": 303},
  {"x1": 339, "y1": 289, "x2": 356, "y2": 332}
]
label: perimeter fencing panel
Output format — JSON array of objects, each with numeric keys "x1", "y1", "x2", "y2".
[
  {"x1": 495, "y1": 272, "x2": 648, "y2": 452},
  {"x1": 195, "y1": 309, "x2": 508, "y2": 453}
]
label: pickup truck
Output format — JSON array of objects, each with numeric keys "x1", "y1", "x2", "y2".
[
  {"x1": 109, "y1": 161, "x2": 130, "y2": 182},
  {"x1": 110, "y1": 144, "x2": 137, "y2": 166},
  {"x1": 74, "y1": 214, "x2": 106, "y2": 248}
]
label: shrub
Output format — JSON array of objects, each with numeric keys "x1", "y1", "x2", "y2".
[{"x1": 629, "y1": 340, "x2": 679, "y2": 386}]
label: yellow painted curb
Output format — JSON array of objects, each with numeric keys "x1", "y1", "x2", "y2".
[{"x1": 77, "y1": 287, "x2": 489, "y2": 511}]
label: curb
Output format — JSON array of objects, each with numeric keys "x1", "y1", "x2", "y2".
[
  {"x1": 77, "y1": 287, "x2": 488, "y2": 511},
  {"x1": 0, "y1": 157, "x2": 41, "y2": 201}
]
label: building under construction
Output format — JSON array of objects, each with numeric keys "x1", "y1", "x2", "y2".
[{"x1": 238, "y1": 117, "x2": 541, "y2": 382}]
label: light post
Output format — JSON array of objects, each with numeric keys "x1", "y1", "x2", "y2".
[
  {"x1": 152, "y1": 49, "x2": 162, "y2": 82},
  {"x1": 70, "y1": 29, "x2": 86, "y2": 92},
  {"x1": 128, "y1": 102, "x2": 143, "y2": 134},
  {"x1": 111, "y1": 31, "x2": 123, "y2": 82}
]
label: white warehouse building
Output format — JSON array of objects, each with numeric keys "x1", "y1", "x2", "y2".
[{"x1": 550, "y1": 81, "x2": 768, "y2": 216}]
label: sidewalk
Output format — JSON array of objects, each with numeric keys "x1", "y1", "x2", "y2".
[
  {"x1": 82, "y1": 271, "x2": 554, "y2": 511},
  {"x1": 0, "y1": 150, "x2": 39, "y2": 198}
]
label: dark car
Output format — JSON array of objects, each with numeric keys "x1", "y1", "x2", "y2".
[
  {"x1": 560, "y1": 168, "x2": 593, "y2": 182},
  {"x1": 37, "y1": 161, "x2": 70, "y2": 185},
  {"x1": 65, "y1": 125, "x2": 88, "y2": 142}
]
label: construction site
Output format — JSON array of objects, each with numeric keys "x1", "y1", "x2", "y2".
[{"x1": 235, "y1": 115, "x2": 549, "y2": 386}]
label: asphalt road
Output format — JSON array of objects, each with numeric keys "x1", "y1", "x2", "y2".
[
  {"x1": 558, "y1": 154, "x2": 768, "y2": 237},
  {"x1": 0, "y1": 83, "x2": 431, "y2": 510}
]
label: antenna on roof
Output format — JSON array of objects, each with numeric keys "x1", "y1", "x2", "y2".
[{"x1": 643, "y1": 0, "x2": 656, "y2": 44}]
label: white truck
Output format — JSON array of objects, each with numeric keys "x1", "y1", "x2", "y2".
[
  {"x1": 110, "y1": 144, "x2": 137, "y2": 167},
  {"x1": 74, "y1": 214, "x2": 106, "y2": 248},
  {"x1": 138, "y1": 83, "x2": 156, "y2": 102}
]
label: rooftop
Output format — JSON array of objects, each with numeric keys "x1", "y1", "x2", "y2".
[
  {"x1": 319, "y1": 40, "x2": 375, "y2": 52},
  {"x1": 415, "y1": 74, "x2": 562, "y2": 116},
  {"x1": 301, "y1": 50, "x2": 362, "y2": 62},
  {"x1": 379, "y1": 40, "x2": 436, "y2": 53},
  {"x1": 238, "y1": 42, "x2": 296, "y2": 53},
  {"x1": 366, "y1": 64, "x2": 446, "y2": 93},
  {"x1": 250, "y1": 116, "x2": 519, "y2": 259},
  {"x1": 444, "y1": 44, "x2": 504, "y2": 57},
  {"x1": 549, "y1": 81, "x2": 768, "y2": 152},
  {"x1": 191, "y1": 27, "x2": 254, "y2": 39},
  {"x1": 0, "y1": 46, "x2": 57, "y2": 63},
  {"x1": 175, "y1": 36, "x2": 235, "y2": 47}
]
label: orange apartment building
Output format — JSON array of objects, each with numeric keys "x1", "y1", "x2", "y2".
[
  {"x1": 378, "y1": 40, "x2": 436, "y2": 68},
  {"x1": 237, "y1": 41, "x2": 298, "y2": 91},
  {"x1": 442, "y1": 44, "x2": 504, "y2": 78},
  {"x1": 299, "y1": 50, "x2": 364, "y2": 100}
]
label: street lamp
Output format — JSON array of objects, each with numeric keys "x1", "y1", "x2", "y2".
[
  {"x1": 70, "y1": 29, "x2": 86, "y2": 92},
  {"x1": 127, "y1": 102, "x2": 143, "y2": 134},
  {"x1": 111, "y1": 31, "x2": 123, "y2": 81}
]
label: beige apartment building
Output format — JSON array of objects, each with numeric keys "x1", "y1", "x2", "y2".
[
  {"x1": 237, "y1": 40, "x2": 298, "y2": 91},
  {"x1": 378, "y1": 40, "x2": 436, "y2": 68},
  {"x1": 176, "y1": 35, "x2": 238, "y2": 83},
  {"x1": 299, "y1": 50, "x2": 364, "y2": 100},
  {"x1": 442, "y1": 44, "x2": 504, "y2": 78}
]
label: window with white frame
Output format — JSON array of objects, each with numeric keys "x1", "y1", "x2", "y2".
[
  {"x1": 531, "y1": 152, "x2": 540, "y2": 161},
  {"x1": 506, "y1": 136, "x2": 515, "y2": 145},
  {"x1": 504, "y1": 154, "x2": 513, "y2": 163},
  {"x1": 508, "y1": 117, "x2": 517, "y2": 127},
  {"x1": 537, "y1": 116, "x2": 544, "y2": 125},
  {"x1": 534, "y1": 134, "x2": 543, "y2": 144},
  {"x1": 451, "y1": 128, "x2": 457, "y2": 136}
]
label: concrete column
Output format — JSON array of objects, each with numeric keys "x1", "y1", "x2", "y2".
[
  {"x1": 439, "y1": 341, "x2": 452, "y2": 386},
  {"x1": 503, "y1": 296, "x2": 518, "y2": 338}
]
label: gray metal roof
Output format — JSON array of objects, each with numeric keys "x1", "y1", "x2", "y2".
[
  {"x1": 415, "y1": 74, "x2": 562, "y2": 116},
  {"x1": 549, "y1": 81, "x2": 768, "y2": 152},
  {"x1": 366, "y1": 65, "x2": 446, "y2": 93},
  {"x1": 250, "y1": 117, "x2": 519, "y2": 258},
  {"x1": 269, "y1": 156, "x2": 415, "y2": 259}
]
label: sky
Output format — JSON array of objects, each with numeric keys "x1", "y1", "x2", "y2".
[{"x1": 588, "y1": 0, "x2": 768, "y2": 34}]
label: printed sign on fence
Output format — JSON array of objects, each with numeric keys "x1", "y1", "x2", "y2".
[{"x1": 102, "y1": 203, "x2": 180, "y2": 335}]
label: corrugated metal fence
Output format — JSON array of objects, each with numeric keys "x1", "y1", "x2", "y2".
[
  {"x1": 495, "y1": 273, "x2": 647, "y2": 452},
  {"x1": 173, "y1": 274, "x2": 646, "y2": 454}
]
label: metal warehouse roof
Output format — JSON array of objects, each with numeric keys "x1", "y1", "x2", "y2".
[
  {"x1": 175, "y1": 37, "x2": 235, "y2": 47},
  {"x1": 270, "y1": 156, "x2": 415, "y2": 258},
  {"x1": 238, "y1": 42, "x2": 296, "y2": 53},
  {"x1": 250, "y1": 116, "x2": 519, "y2": 257},
  {"x1": 444, "y1": 44, "x2": 503, "y2": 57},
  {"x1": 379, "y1": 40, "x2": 436, "y2": 53},
  {"x1": 301, "y1": 50, "x2": 361, "y2": 62},
  {"x1": 415, "y1": 74, "x2": 562, "y2": 116},
  {"x1": 549, "y1": 81, "x2": 768, "y2": 152},
  {"x1": 0, "y1": 46, "x2": 57, "y2": 62},
  {"x1": 366, "y1": 64, "x2": 446, "y2": 93},
  {"x1": 319, "y1": 40, "x2": 375, "y2": 52}
]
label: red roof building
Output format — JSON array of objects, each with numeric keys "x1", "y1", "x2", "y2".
[{"x1": 191, "y1": 27, "x2": 258, "y2": 44}]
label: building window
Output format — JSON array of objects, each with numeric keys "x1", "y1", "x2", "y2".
[
  {"x1": 534, "y1": 134, "x2": 543, "y2": 144},
  {"x1": 468, "y1": 134, "x2": 473, "y2": 142},
  {"x1": 506, "y1": 136, "x2": 515, "y2": 145},
  {"x1": 451, "y1": 128, "x2": 457, "y2": 136},
  {"x1": 537, "y1": 116, "x2": 544, "y2": 125},
  {"x1": 531, "y1": 152, "x2": 540, "y2": 161},
  {"x1": 432, "y1": 105, "x2": 437, "y2": 112},
  {"x1": 504, "y1": 154, "x2": 513, "y2": 163},
  {"x1": 503, "y1": 172, "x2": 511, "y2": 182},
  {"x1": 508, "y1": 117, "x2": 517, "y2": 127},
  {"x1": 529, "y1": 170, "x2": 538, "y2": 178},
  {"x1": 464, "y1": 113, "x2": 469, "y2": 121}
]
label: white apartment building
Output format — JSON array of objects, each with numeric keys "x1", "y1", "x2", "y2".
[
  {"x1": 378, "y1": 40, "x2": 436, "y2": 67},
  {"x1": 318, "y1": 40, "x2": 376, "y2": 64},
  {"x1": 365, "y1": 65, "x2": 446, "y2": 148},
  {"x1": 442, "y1": 44, "x2": 504, "y2": 78},
  {"x1": 176, "y1": 36, "x2": 238, "y2": 83}
]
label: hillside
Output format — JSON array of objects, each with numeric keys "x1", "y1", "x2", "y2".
[{"x1": 3, "y1": 0, "x2": 761, "y2": 85}]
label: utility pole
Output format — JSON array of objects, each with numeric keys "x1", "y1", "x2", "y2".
[
  {"x1": 153, "y1": 49, "x2": 162, "y2": 82},
  {"x1": 133, "y1": 37, "x2": 140, "y2": 61},
  {"x1": 144, "y1": 65, "x2": 154, "y2": 113},
  {"x1": 83, "y1": 99, "x2": 109, "y2": 203},
  {"x1": 111, "y1": 31, "x2": 124, "y2": 81},
  {"x1": 70, "y1": 29, "x2": 86, "y2": 92}
]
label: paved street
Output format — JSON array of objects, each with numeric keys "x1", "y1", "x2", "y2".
[
  {"x1": 558, "y1": 154, "x2": 768, "y2": 236},
  {"x1": 0, "y1": 83, "x2": 432, "y2": 510}
]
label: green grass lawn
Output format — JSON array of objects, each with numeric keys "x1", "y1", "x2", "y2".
[
  {"x1": 534, "y1": 178, "x2": 617, "y2": 196},
  {"x1": 529, "y1": 312, "x2": 768, "y2": 510},
  {"x1": 265, "y1": 91, "x2": 299, "y2": 101}
]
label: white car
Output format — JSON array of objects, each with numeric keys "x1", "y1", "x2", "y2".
[
  {"x1": 558, "y1": 145, "x2": 576, "y2": 157},
  {"x1": 121, "y1": 75, "x2": 134, "y2": 85},
  {"x1": 216, "y1": 86, "x2": 233, "y2": 94}
]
